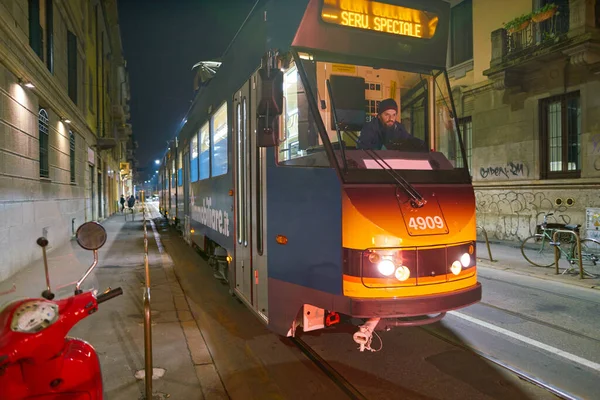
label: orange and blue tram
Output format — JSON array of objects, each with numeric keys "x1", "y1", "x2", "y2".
[{"x1": 158, "y1": 0, "x2": 481, "y2": 351}]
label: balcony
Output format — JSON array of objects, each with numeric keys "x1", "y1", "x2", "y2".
[
  {"x1": 117, "y1": 123, "x2": 133, "y2": 141},
  {"x1": 112, "y1": 104, "x2": 125, "y2": 120},
  {"x1": 484, "y1": 0, "x2": 600, "y2": 90}
]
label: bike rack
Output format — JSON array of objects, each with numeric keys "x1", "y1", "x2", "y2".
[
  {"x1": 552, "y1": 229, "x2": 584, "y2": 279},
  {"x1": 142, "y1": 204, "x2": 153, "y2": 399},
  {"x1": 476, "y1": 225, "x2": 497, "y2": 262}
]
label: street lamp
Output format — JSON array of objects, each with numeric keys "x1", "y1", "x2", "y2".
[{"x1": 155, "y1": 159, "x2": 160, "y2": 165}]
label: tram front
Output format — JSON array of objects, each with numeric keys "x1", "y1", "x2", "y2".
[{"x1": 271, "y1": 0, "x2": 482, "y2": 349}]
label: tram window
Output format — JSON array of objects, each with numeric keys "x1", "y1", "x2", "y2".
[
  {"x1": 177, "y1": 150, "x2": 183, "y2": 186},
  {"x1": 171, "y1": 159, "x2": 176, "y2": 187},
  {"x1": 277, "y1": 57, "x2": 467, "y2": 173},
  {"x1": 190, "y1": 133, "x2": 199, "y2": 182},
  {"x1": 401, "y1": 90, "x2": 428, "y2": 143},
  {"x1": 433, "y1": 72, "x2": 463, "y2": 168},
  {"x1": 277, "y1": 61, "x2": 330, "y2": 167},
  {"x1": 211, "y1": 102, "x2": 228, "y2": 177},
  {"x1": 199, "y1": 122, "x2": 210, "y2": 179}
]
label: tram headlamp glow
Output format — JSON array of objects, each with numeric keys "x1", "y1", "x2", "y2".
[
  {"x1": 450, "y1": 260, "x2": 462, "y2": 276},
  {"x1": 460, "y1": 252, "x2": 471, "y2": 267},
  {"x1": 395, "y1": 265, "x2": 410, "y2": 281},
  {"x1": 377, "y1": 259, "x2": 395, "y2": 276}
]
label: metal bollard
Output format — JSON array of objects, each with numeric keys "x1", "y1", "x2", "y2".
[
  {"x1": 142, "y1": 201, "x2": 153, "y2": 399},
  {"x1": 552, "y1": 230, "x2": 583, "y2": 279},
  {"x1": 476, "y1": 225, "x2": 496, "y2": 262}
]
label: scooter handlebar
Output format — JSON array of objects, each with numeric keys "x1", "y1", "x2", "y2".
[{"x1": 96, "y1": 287, "x2": 123, "y2": 304}]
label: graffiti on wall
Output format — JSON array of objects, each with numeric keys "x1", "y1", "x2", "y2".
[
  {"x1": 592, "y1": 134, "x2": 600, "y2": 171},
  {"x1": 475, "y1": 190, "x2": 577, "y2": 241},
  {"x1": 480, "y1": 162, "x2": 529, "y2": 179}
]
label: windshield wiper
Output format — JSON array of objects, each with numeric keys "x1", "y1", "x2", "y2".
[
  {"x1": 326, "y1": 79, "x2": 349, "y2": 174},
  {"x1": 325, "y1": 78, "x2": 426, "y2": 209}
]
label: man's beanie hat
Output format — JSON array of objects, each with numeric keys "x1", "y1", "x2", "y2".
[{"x1": 378, "y1": 98, "x2": 398, "y2": 114}]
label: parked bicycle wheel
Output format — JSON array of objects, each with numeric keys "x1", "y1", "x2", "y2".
[
  {"x1": 572, "y1": 238, "x2": 600, "y2": 266},
  {"x1": 521, "y1": 234, "x2": 556, "y2": 267}
]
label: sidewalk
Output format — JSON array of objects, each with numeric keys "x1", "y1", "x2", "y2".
[
  {"x1": 0, "y1": 209, "x2": 225, "y2": 399},
  {"x1": 476, "y1": 240, "x2": 600, "y2": 290}
]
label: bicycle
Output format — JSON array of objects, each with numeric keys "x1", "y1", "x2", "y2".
[{"x1": 520, "y1": 212, "x2": 600, "y2": 269}]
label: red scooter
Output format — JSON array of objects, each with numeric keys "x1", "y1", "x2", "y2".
[{"x1": 0, "y1": 221, "x2": 122, "y2": 399}]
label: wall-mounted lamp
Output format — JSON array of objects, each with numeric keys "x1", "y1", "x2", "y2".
[
  {"x1": 18, "y1": 79, "x2": 35, "y2": 88},
  {"x1": 61, "y1": 117, "x2": 71, "y2": 124}
]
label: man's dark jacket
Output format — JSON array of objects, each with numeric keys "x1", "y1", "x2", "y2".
[{"x1": 357, "y1": 118, "x2": 412, "y2": 150}]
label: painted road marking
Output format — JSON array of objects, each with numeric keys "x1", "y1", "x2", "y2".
[{"x1": 451, "y1": 311, "x2": 600, "y2": 373}]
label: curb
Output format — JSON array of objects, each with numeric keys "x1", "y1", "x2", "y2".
[{"x1": 477, "y1": 258, "x2": 600, "y2": 290}]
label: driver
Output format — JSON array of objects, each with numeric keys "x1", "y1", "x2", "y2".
[{"x1": 357, "y1": 98, "x2": 420, "y2": 150}]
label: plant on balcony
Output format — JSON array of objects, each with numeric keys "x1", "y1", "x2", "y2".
[
  {"x1": 532, "y1": 3, "x2": 559, "y2": 23},
  {"x1": 504, "y1": 13, "x2": 532, "y2": 34}
]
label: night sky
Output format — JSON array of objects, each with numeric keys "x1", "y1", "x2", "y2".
[{"x1": 117, "y1": 0, "x2": 257, "y2": 180}]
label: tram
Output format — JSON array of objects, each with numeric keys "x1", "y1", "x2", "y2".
[{"x1": 158, "y1": 0, "x2": 481, "y2": 351}]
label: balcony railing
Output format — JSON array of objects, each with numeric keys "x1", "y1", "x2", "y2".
[
  {"x1": 485, "y1": 0, "x2": 600, "y2": 85},
  {"x1": 506, "y1": 11, "x2": 570, "y2": 58}
]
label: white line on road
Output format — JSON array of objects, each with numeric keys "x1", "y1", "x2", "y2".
[{"x1": 450, "y1": 311, "x2": 600, "y2": 373}]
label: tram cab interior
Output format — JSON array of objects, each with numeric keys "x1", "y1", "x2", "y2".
[{"x1": 277, "y1": 55, "x2": 466, "y2": 177}]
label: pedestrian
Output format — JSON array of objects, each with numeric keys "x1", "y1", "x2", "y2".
[
  {"x1": 120, "y1": 195, "x2": 126, "y2": 212},
  {"x1": 127, "y1": 195, "x2": 135, "y2": 210}
]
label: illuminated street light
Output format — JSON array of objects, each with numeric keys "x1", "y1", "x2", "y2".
[{"x1": 155, "y1": 159, "x2": 160, "y2": 165}]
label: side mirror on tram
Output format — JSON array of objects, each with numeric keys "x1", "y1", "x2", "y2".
[{"x1": 256, "y1": 53, "x2": 283, "y2": 148}]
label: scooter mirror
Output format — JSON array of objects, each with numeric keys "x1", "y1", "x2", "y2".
[{"x1": 76, "y1": 222, "x2": 107, "y2": 251}]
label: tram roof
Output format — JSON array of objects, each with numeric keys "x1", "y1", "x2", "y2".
[{"x1": 177, "y1": 0, "x2": 450, "y2": 145}]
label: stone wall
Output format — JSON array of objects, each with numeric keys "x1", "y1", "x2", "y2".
[
  {"x1": 0, "y1": 66, "x2": 92, "y2": 281},
  {"x1": 475, "y1": 186, "x2": 600, "y2": 242}
]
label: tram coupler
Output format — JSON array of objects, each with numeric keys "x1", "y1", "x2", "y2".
[{"x1": 353, "y1": 317, "x2": 380, "y2": 352}]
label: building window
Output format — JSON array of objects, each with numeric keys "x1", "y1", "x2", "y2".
[
  {"x1": 540, "y1": 92, "x2": 581, "y2": 179},
  {"x1": 69, "y1": 130, "x2": 76, "y2": 183},
  {"x1": 38, "y1": 108, "x2": 49, "y2": 178},
  {"x1": 211, "y1": 103, "x2": 228, "y2": 177},
  {"x1": 450, "y1": 0, "x2": 473, "y2": 66},
  {"x1": 88, "y1": 69, "x2": 94, "y2": 112},
  {"x1": 455, "y1": 117, "x2": 472, "y2": 172},
  {"x1": 199, "y1": 122, "x2": 210, "y2": 179},
  {"x1": 28, "y1": 0, "x2": 53, "y2": 71},
  {"x1": 67, "y1": 30, "x2": 78, "y2": 104},
  {"x1": 190, "y1": 133, "x2": 199, "y2": 182}
]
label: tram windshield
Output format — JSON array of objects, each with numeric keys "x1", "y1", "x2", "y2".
[{"x1": 277, "y1": 53, "x2": 470, "y2": 183}]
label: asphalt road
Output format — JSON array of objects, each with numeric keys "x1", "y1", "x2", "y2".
[{"x1": 146, "y1": 201, "x2": 600, "y2": 399}]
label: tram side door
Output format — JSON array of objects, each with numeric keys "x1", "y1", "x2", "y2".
[
  {"x1": 233, "y1": 84, "x2": 253, "y2": 304},
  {"x1": 250, "y1": 72, "x2": 268, "y2": 319}
]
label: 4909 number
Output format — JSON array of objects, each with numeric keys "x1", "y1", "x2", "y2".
[{"x1": 408, "y1": 216, "x2": 445, "y2": 230}]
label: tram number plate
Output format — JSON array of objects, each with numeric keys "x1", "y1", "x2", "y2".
[{"x1": 400, "y1": 199, "x2": 449, "y2": 236}]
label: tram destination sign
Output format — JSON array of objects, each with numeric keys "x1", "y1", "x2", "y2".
[{"x1": 321, "y1": 0, "x2": 439, "y2": 39}]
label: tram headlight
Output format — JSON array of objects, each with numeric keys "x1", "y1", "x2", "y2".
[
  {"x1": 395, "y1": 265, "x2": 410, "y2": 281},
  {"x1": 450, "y1": 260, "x2": 462, "y2": 276},
  {"x1": 377, "y1": 259, "x2": 395, "y2": 276},
  {"x1": 460, "y1": 252, "x2": 471, "y2": 267}
]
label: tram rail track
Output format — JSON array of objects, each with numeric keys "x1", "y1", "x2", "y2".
[
  {"x1": 291, "y1": 323, "x2": 579, "y2": 400},
  {"x1": 289, "y1": 337, "x2": 368, "y2": 400},
  {"x1": 421, "y1": 325, "x2": 579, "y2": 400},
  {"x1": 477, "y1": 301, "x2": 600, "y2": 344}
]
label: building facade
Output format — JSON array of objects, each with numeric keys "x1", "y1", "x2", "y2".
[
  {"x1": 0, "y1": 0, "x2": 133, "y2": 280},
  {"x1": 446, "y1": 0, "x2": 600, "y2": 243}
]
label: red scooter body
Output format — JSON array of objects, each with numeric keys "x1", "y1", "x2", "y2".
[{"x1": 0, "y1": 222, "x2": 122, "y2": 400}]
